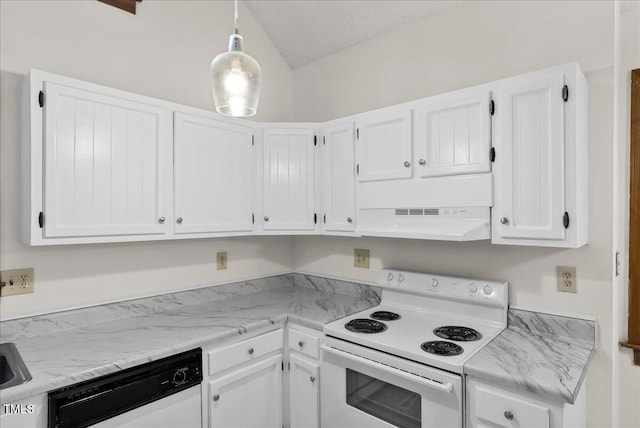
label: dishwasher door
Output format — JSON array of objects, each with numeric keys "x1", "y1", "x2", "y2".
[{"x1": 92, "y1": 385, "x2": 201, "y2": 428}]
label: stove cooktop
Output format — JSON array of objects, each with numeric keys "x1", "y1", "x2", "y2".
[
  {"x1": 323, "y1": 269, "x2": 508, "y2": 374},
  {"x1": 324, "y1": 304, "x2": 503, "y2": 374}
]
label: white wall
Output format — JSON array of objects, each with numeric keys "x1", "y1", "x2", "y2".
[
  {"x1": 0, "y1": 0, "x2": 295, "y2": 319},
  {"x1": 292, "y1": 1, "x2": 620, "y2": 427},
  {"x1": 613, "y1": 3, "x2": 640, "y2": 427}
]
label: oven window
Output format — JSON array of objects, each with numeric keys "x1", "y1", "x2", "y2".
[{"x1": 346, "y1": 368, "x2": 421, "y2": 428}]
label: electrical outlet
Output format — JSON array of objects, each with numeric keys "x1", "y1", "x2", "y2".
[
  {"x1": 0, "y1": 268, "x2": 35, "y2": 297},
  {"x1": 354, "y1": 249, "x2": 370, "y2": 269},
  {"x1": 557, "y1": 265, "x2": 577, "y2": 293},
  {"x1": 217, "y1": 252, "x2": 228, "y2": 270}
]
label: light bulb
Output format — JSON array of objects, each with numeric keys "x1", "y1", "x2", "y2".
[{"x1": 224, "y1": 71, "x2": 249, "y2": 96}]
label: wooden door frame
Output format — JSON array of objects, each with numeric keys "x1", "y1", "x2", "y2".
[{"x1": 622, "y1": 68, "x2": 640, "y2": 365}]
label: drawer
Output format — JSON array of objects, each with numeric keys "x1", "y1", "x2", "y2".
[
  {"x1": 476, "y1": 384, "x2": 550, "y2": 428},
  {"x1": 288, "y1": 328, "x2": 320, "y2": 359},
  {"x1": 208, "y1": 329, "x2": 283, "y2": 376}
]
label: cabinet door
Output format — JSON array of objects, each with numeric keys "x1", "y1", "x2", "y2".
[
  {"x1": 414, "y1": 88, "x2": 491, "y2": 177},
  {"x1": 494, "y1": 71, "x2": 566, "y2": 241},
  {"x1": 263, "y1": 128, "x2": 315, "y2": 231},
  {"x1": 322, "y1": 123, "x2": 355, "y2": 232},
  {"x1": 43, "y1": 81, "x2": 169, "y2": 238},
  {"x1": 356, "y1": 109, "x2": 412, "y2": 182},
  {"x1": 174, "y1": 112, "x2": 254, "y2": 234},
  {"x1": 289, "y1": 354, "x2": 319, "y2": 428},
  {"x1": 208, "y1": 354, "x2": 282, "y2": 428}
]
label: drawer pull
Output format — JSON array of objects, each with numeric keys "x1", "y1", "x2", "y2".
[
  {"x1": 213, "y1": 394, "x2": 220, "y2": 402},
  {"x1": 310, "y1": 376, "x2": 316, "y2": 383},
  {"x1": 248, "y1": 347, "x2": 255, "y2": 355},
  {"x1": 504, "y1": 410, "x2": 514, "y2": 420},
  {"x1": 298, "y1": 341, "x2": 304, "y2": 348}
]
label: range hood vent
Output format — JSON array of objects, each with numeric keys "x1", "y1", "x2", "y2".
[{"x1": 357, "y1": 207, "x2": 491, "y2": 241}]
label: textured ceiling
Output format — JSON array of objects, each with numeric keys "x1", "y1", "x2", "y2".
[{"x1": 245, "y1": 1, "x2": 461, "y2": 69}]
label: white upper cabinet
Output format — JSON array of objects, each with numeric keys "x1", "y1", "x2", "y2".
[
  {"x1": 492, "y1": 63, "x2": 588, "y2": 247},
  {"x1": 356, "y1": 108, "x2": 412, "y2": 182},
  {"x1": 262, "y1": 126, "x2": 317, "y2": 231},
  {"x1": 321, "y1": 121, "x2": 356, "y2": 233},
  {"x1": 174, "y1": 112, "x2": 255, "y2": 235},
  {"x1": 40, "y1": 80, "x2": 170, "y2": 240},
  {"x1": 413, "y1": 88, "x2": 492, "y2": 178}
]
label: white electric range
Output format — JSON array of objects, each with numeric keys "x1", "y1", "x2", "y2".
[{"x1": 320, "y1": 269, "x2": 508, "y2": 428}]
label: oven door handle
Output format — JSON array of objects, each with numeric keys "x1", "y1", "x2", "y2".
[{"x1": 320, "y1": 345, "x2": 453, "y2": 393}]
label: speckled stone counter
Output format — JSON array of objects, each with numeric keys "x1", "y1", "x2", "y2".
[
  {"x1": 464, "y1": 308, "x2": 596, "y2": 404},
  {"x1": 0, "y1": 273, "x2": 380, "y2": 404}
]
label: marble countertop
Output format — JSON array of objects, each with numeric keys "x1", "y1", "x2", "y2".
[
  {"x1": 1, "y1": 273, "x2": 596, "y2": 408},
  {"x1": 0, "y1": 274, "x2": 380, "y2": 403},
  {"x1": 464, "y1": 308, "x2": 596, "y2": 405}
]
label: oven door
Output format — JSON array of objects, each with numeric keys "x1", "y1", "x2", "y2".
[{"x1": 320, "y1": 340, "x2": 462, "y2": 428}]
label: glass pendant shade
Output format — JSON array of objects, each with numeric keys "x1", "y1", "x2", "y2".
[{"x1": 211, "y1": 33, "x2": 262, "y2": 117}]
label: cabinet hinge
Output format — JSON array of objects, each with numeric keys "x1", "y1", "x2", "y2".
[
  {"x1": 251, "y1": 134, "x2": 255, "y2": 146},
  {"x1": 38, "y1": 211, "x2": 44, "y2": 228},
  {"x1": 314, "y1": 213, "x2": 317, "y2": 224},
  {"x1": 563, "y1": 212, "x2": 570, "y2": 229},
  {"x1": 323, "y1": 214, "x2": 326, "y2": 224},
  {"x1": 562, "y1": 85, "x2": 569, "y2": 102},
  {"x1": 323, "y1": 136, "x2": 326, "y2": 145},
  {"x1": 38, "y1": 91, "x2": 44, "y2": 108},
  {"x1": 489, "y1": 99, "x2": 495, "y2": 116},
  {"x1": 282, "y1": 362, "x2": 284, "y2": 371},
  {"x1": 356, "y1": 128, "x2": 359, "y2": 140},
  {"x1": 356, "y1": 163, "x2": 360, "y2": 175},
  {"x1": 615, "y1": 251, "x2": 621, "y2": 277},
  {"x1": 252, "y1": 213, "x2": 255, "y2": 224},
  {"x1": 314, "y1": 135, "x2": 317, "y2": 146},
  {"x1": 490, "y1": 147, "x2": 496, "y2": 162}
]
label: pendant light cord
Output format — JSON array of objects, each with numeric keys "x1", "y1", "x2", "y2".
[{"x1": 234, "y1": 0, "x2": 239, "y2": 34}]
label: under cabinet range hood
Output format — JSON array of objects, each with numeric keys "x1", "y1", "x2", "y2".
[
  {"x1": 357, "y1": 207, "x2": 490, "y2": 241},
  {"x1": 356, "y1": 174, "x2": 493, "y2": 241}
]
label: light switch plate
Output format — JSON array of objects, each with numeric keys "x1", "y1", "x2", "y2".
[
  {"x1": 217, "y1": 252, "x2": 228, "y2": 270},
  {"x1": 354, "y1": 249, "x2": 370, "y2": 269},
  {"x1": 1, "y1": 268, "x2": 35, "y2": 297}
]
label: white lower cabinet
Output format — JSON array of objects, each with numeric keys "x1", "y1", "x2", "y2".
[
  {"x1": 466, "y1": 377, "x2": 587, "y2": 428},
  {"x1": 289, "y1": 354, "x2": 319, "y2": 428},
  {"x1": 286, "y1": 325, "x2": 323, "y2": 428},
  {"x1": 0, "y1": 394, "x2": 47, "y2": 428},
  {"x1": 204, "y1": 329, "x2": 284, "y2": 428}
]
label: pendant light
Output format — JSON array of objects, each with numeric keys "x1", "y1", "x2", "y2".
[{"x1": 210, "y1": 0, "x2": 262, "y2": 117}]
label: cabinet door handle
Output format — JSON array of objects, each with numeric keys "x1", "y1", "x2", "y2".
[
  {"x1": 248, "y1": 347, "x2": 255, "y2": 355},
  {"x1": 500, "y1": 217, "x2": 509, "y2": 225},
  {"x1": 264, "y1": 216, "x2": 269, "y2": 222},
  {"x1": 158, "y1": 217, "x2": 166, "y2": 224},
  {"x1": 347, "y1": 217, "x2": 353, "y2": 223},
  {"x1": 403, "y1": 161, "x2": 411, "y2": 168},
  {"x1": 504, "y1": 410, "x2": 514, "y2": 420},
  {"x1": 418, "y1": 159, "x2": 426, "y2": 166},
  {"x1": 310, "y1": 376, "x2": 316, "y2": 383},
  {"x1": 176, "y1": 217, "x2": 183, "y2": 224},
  {"x1": 213, "y1": 394, "x2": 220, "y2": 402},
  {"x1": 298, "y1": 341, "x2": 304, "y2": 348}
]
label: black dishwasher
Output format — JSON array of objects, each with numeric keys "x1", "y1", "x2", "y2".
[{"x1": 48, "y1": 348, "x2": 202, "y2": 428}]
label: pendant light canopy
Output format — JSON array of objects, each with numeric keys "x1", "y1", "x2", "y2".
[{"x1": 210, "y1": 0, "x2": 262, "y2": 117}]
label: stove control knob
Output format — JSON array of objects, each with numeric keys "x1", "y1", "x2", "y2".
[
  {"x1": 398, "y1": 274, "x2": 404, "y2": 283},
  {"x1": 469, "y1": 283, "x2": 478, "y2": 293},
  {"x1": 431, "y1": 278, "x2": 439, "y2": 288},
  {"x1": 483, "y1": 284, "x2": 493, "y2": 295},
  {"x1": 387, "y1": 272, "x2": 394, "y2": 281}
]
